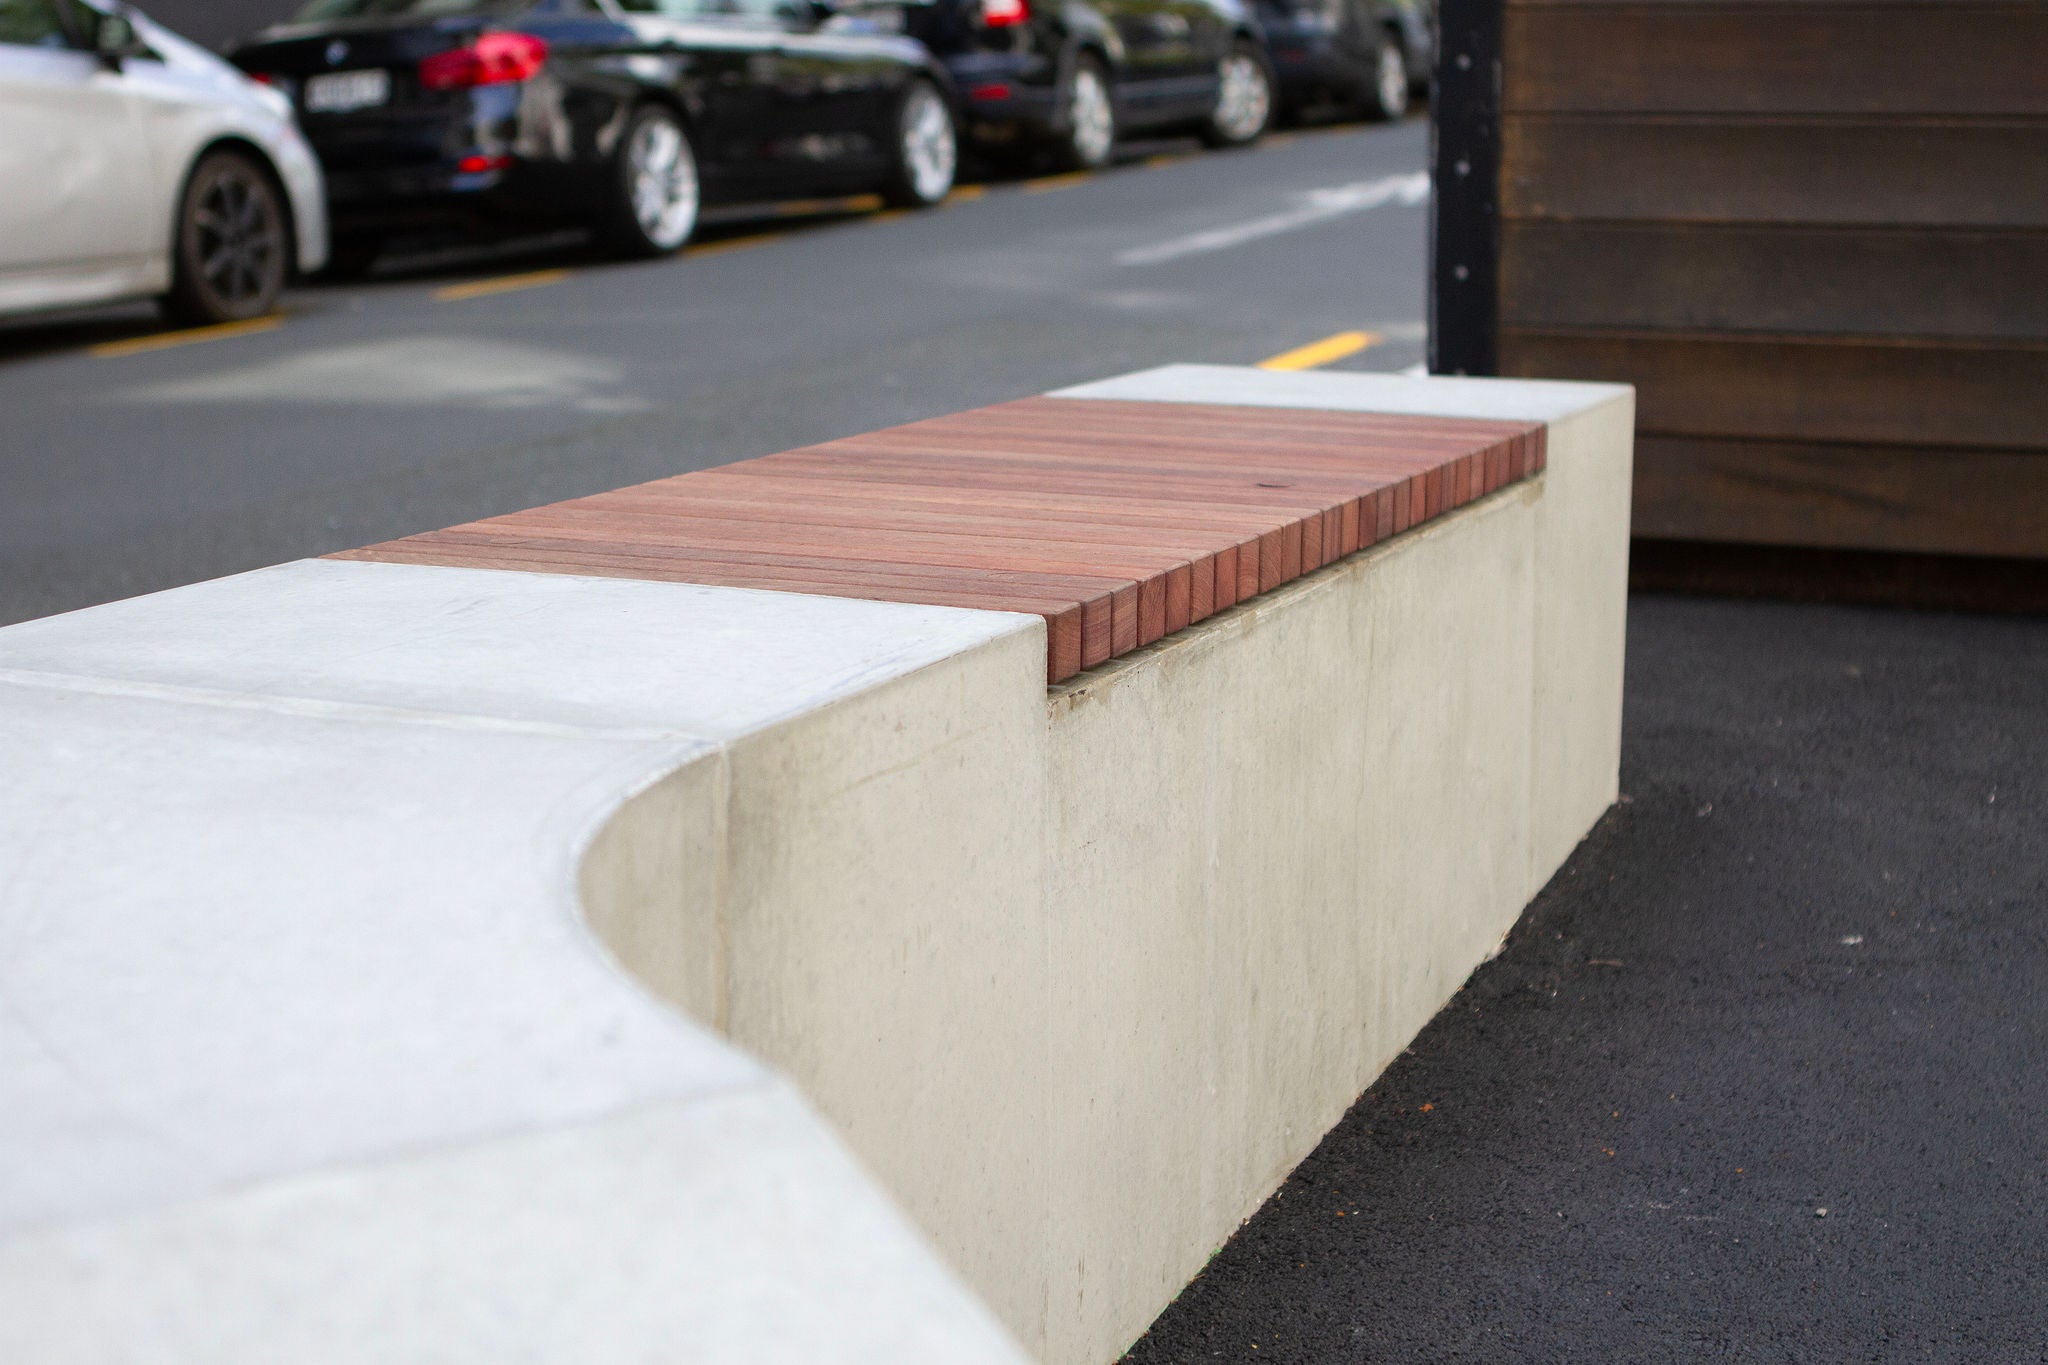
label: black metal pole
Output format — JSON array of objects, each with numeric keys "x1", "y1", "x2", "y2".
[{"x1": 1428, "y1": 0, "x2": 1502, "y2": 376}]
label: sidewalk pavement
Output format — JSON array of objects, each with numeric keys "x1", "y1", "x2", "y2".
[{"x1": 1125, "y1": 594, "x2": 2047, "y2": 1361}]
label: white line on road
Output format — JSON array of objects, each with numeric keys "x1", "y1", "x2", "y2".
[{"x1": 1116, "y1": 172, "x2": 1430, "y2": 267}]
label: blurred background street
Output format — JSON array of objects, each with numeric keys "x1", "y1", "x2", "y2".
[{"x1": 0, "y1": 121, "x2": 1426, "y2": 627}]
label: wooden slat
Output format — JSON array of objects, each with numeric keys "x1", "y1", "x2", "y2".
[
  {"x1": 1500, "y1": 223, "x2": 2048, "y2": 340},
  {"x1": 1504, "y1": 4, "x2": 2048, "y2": 117},
  {"x1": 335, "y1": 397, "x2": 1542, "y2": 682},
  {"x1": 1634, "y1": 435, "x2": 2048, "y2": 560},
  {"x1": 1502, "y1": 117, "x2": 2048, "y2": 228},
  {"x1": 1499, "y1": 329, "x2": 2048, "y2": 449}
]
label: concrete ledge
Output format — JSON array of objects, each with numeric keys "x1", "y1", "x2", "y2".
[{"x1": 0, "y1": 367, "x2": 1632, "y2": 1362}]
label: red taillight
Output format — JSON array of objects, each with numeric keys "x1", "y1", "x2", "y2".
[
  {"x1": 967, "y1": 82, "x2": 1013, "y2": 102},
  {"x1": 981, "y1": 0, "x2": 1029, "y2": 26},
  {"x1": 247, "y1": 71, "x2": 275, "y2": 85},
  {"x1": 418, "y1": 32, "x2": 547, "y2": 91},
  {"x1": 457, "y1": 154, "x2": 513, "y2": 173}
]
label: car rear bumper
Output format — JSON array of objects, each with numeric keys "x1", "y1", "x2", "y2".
[
  {"x1": 944, "y1": 52, "x2": 1063, "y2": 139},
  {"x1": 319, "y1": 159, "x2": 593, "y2": 236},
  {"x1": 1260, "y1": 27, "x2": 1369, "y2": 106}
]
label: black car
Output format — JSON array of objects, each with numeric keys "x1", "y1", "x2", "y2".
[
  {"x1": 894, "y1": 0, "x2": 1274, "y2": 171},
  {"x1": 230, "y1": 0, "x2": 964, "y2": 273},
  {"x1": 1253, "y1": 0, "x2": 1429, "y2": 121}
]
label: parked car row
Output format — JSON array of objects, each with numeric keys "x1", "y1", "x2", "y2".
[{"x1": 0, "y1": 0, "x2": 1430, "y2": 325}]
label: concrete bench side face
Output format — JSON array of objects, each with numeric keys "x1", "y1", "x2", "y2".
[{"x1": 570, "y1": 371, "x2": 1632, "y2": 1364}]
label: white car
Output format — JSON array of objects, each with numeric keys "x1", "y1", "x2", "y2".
[{"x1": 0, "y1": 0, "x2": 328, "y2": 325}]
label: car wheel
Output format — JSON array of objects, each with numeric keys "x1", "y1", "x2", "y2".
[
  {"x1": 883, "y1": 79, "x2": 958, "y2": 208},
  {"x1": 1056, "y1": 55, "x2": 1116, "y2": 171},
  {"x1": 1200, "y1": 39, "x2": 1275, "y2": 148},
  {"x1": 1367, "y1": 31, "x2": 1409, "y2": 121},
  {"x1": 162, "y1": 150, "x2": 287, "y2": 327},
  {"x1": 605, "y1": 104, "x2": 699, "y2": 257}
]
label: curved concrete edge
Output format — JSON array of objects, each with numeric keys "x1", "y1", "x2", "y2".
[{"x1": 0, "y1": 566, "x2": 1038, "y2": 1363}]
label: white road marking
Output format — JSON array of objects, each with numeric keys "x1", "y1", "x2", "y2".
[
  {"x1": 1116, "y1": 171, "x2": 1430, "y2": 267},
  {"x1": 113, "y1": 336, "x2": 650, "y2": 413}
]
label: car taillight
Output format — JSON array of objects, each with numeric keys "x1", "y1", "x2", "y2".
[
  {"x1": 418, "y1": 32, "x2": 547, "y2": 91},
  {"x1": 981, "y1": 0, "x2": 1029, "y2": 27}
]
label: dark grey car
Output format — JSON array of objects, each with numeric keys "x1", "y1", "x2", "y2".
[{"x1": 1254, "y1": 0, "x2": 1429, "y2": 120}]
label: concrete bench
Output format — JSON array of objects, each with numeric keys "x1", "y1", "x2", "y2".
[{"x1": 0, "y1": 365, "x2": 1631, "y2": 1363}]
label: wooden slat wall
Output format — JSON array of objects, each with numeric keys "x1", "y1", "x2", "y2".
[{"x1": 1494, "y1": 0, "x2": 2048, "y2": 557}]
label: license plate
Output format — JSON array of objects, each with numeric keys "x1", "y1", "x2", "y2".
[{"x1": 304, "y1": 68, "x2": 390, "y2": 114}]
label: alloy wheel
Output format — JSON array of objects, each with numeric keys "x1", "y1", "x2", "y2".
[
  {"x1": 187, "y1": 160, "x2": 284, "y2": 319},
  {"x1": 627, "y1": 112, "x2": 699, "y2": 250},
  {"x1": 1067, "y1": 64, "x2": 1114, "y2": 168},
  {"x1": 1211, "y1": 49, "x2": 1273, "y2": 144},
  {"x1": 1374, "y1": 39, "x2": 1409, "y2": 119},
  {"x1": 901, "y1": 83, "x2": 958, "y2": 203}
]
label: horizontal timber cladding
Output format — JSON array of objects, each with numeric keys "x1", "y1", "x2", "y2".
[
  {"x1": 1500, "y1": 331, "x2": 2048, "y2": 449},
  {"x1": 1501, "y1": 224, "x2": 2048, "y2": 340},
  {"x1": 1502, "y1": 4, "x2": 2048, "y2": 118},
  {"x1": 1501, "y1": 118, "x2": 2048, "y2": 228},
  {"x1": 336, "y1": 398, "x2": 1543, "y2": 684},
  {"x1": 1632, "y1": 437, "x2": 2048, "y2": 561},
  {"x1": 1479, "y1": 0, "x2": 2048, "y2": 559}
]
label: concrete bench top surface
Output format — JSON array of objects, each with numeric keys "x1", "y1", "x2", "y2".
[{"x1": 0, "y1": 364, "x2": 1631, "y2": 1362}]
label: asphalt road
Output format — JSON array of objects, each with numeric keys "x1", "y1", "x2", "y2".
[
  {"x1": 0, "y1": 120, "x2": 1429, "y2": 626},
  {"x1": 1126, "y1": 595, "x2": 2048, "y2": 1362}
]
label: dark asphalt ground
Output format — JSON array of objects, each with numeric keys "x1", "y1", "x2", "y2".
[
  {"x1": 0, "y1": 119, "x2": 1427, "y2": 626},
  {"x1": 1126, "y1": 595, "x2": 2048, "y2": 1362}
]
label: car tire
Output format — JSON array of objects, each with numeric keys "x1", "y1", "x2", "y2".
[
  {"x1": 882, "y1": 79, "x2": 958, "y2": 208},
  {"x1": 1200, "y1": 39, "x2": 1275, "y2": 148},
  {"x1": 162, "y1": 149, "x2": 288, "y2": 327},
  {"x1": 1055, "y1": 54, "x2": 1116, "y2": 171},
  {"x1": 603, "y1": 104, "x2": 699, "y2": 257},
  {"x1": 1365, "y1": 30, "x2": 1409, "y2": 121}
]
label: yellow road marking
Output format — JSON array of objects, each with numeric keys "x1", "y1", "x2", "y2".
[
  {"x1": 1264, "y1": 132, "x2": 1298, "y2": 148},
  {"x1": 946, "y1": 184, "x2": 987, "y2": 203},
  {"x1": 434, "y1": 268, "x2": 572, "y2": 302},
  {"x1": 89, "y1": 315, "x2": 283, "y2": 359},
  {"x1": 772, "y1": 193, "x2": 885, "y2": 218},
  {"x1": 1145, "y1": 152, "x2": 1187, "y2": 168},
  {"x1": 1023, "y1": 170, "x2": 1094, "y2": 193},
  {"x1": 1256, "y1": 330, "x2": 1380, "y2": 371}
]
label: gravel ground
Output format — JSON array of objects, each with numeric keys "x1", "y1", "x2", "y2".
[{"x1": 1124, "y1": 594, "x2": 2048, "y2": 1363}]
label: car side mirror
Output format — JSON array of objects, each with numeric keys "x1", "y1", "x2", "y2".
[{"x1": 93, "y1": 6, "x2": 149, "y2": 69}]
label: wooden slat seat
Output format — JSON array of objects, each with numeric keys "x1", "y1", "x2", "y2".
[{"x1": 337, "y1": 396, "x2": 1544, "y2": 682}]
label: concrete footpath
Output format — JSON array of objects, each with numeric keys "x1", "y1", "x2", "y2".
[{"x1": 1126, "y1": 595, "x2": 2047, "y2": 1361}]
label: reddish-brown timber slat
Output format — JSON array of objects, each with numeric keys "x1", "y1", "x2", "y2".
[{"x1": 335, "y1": 397, "x2": 1544, "y2": 682}]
